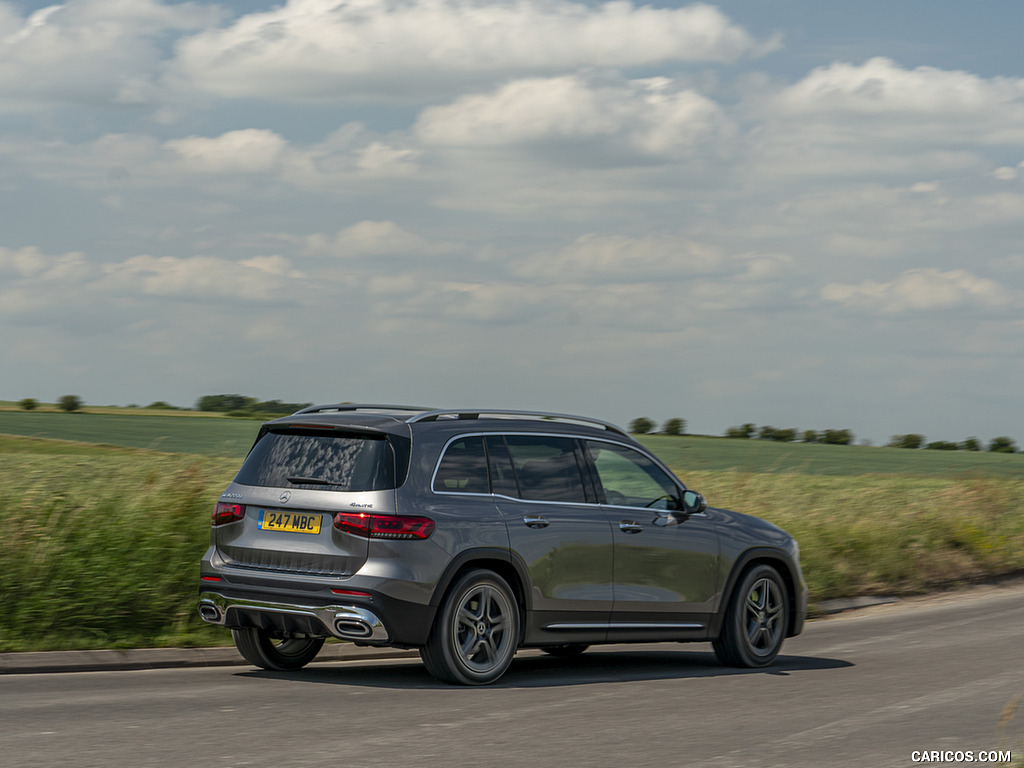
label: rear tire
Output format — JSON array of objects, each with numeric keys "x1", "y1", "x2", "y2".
[
  {"x1": 232, "y1": 628, "x2": 325, "y2": 671},
  {"x1": 420, "y1": 569, "x2": 520, "y2": 685},
  {"x1": 713, "y1": 564, "x2": 788, "y2": 668}
]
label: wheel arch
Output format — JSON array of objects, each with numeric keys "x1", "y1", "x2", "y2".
[
  {"x1": 428, "y1": 548, "x2": 530, "y2": 636},
  {"x1": 713, "y1": 548, "x2": 802, "y2": 639}
]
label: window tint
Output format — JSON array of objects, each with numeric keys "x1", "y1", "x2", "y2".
[
  {"x1": 485, "y1": 435, "x2": 519, "y2": 497},
  {"x1": 505, "y1": 435, "x2": 587, "y2": 503},
  {"x1": 433, "y1": 437, "x2": 489, "y2": 494},
  {"x1": 236, "y1": 429, "x2": 399, "y2": 491},
  {"x1": 585, "y1": 440, "x2": 681, "y2": 510}
]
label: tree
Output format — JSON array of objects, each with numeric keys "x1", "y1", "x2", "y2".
[
  {"x1": 58, "y1": 394, "x2": 83, "y2": 412},
  {"x1": 757, "y1": 426, "x2": 797, "y2": 442},
  {"x1": 18, "y1": 398, "x2": 38, "y2": 411},
  {"x1": 888, "y1": 434, "x2": 924, "y2": 449},
  {"x1": 196, "y1": 394, "x2": 312, "y2": 415},
  {"x1": 988, "y1": 436, "x2": 1018, "y2": 454},
  {"x1": 629, "y1": 417, "x2": 655, "y2": 435},
  {"x1": 960, "y1": 437, "x2": 981, "y2": 452},
  {"x1": 925, "y1": 441, "x2": 958, "y2": 451},
  {"x1": 661, "y1": 417, "x2": 686, "y2": 436},
  {"x1": 252, "y1": 399, "x2": 314, "y2": 415},
  {"x1": 197, "y1": 394, "x2": 256, "y2": 412},
  {"x1": 725, "y1": 423, "x2": 756, "y2": 439},
  {"x1": 821, "y1": 429, "x2": 854, "y2": 446},
  {"x1": 801, "y1": 430, "x2": 819, "y2": 443}
]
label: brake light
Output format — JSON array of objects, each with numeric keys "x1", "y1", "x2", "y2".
[
  {"x1": 212, "y1": 502, "x2": 245, "y2": 526},
  {"x1": 333, "y1": 512, "x2": 435, "y2": 540}
]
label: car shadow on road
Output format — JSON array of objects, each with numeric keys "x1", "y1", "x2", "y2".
[{"x1": 236, "y1": 647, "x2": 853, "y2": 689}]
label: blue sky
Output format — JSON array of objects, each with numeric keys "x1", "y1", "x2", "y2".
[{"x1": 2, "y1": 0, "x2": 1022, "y2": 445}]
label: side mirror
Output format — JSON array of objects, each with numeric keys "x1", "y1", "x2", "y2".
[{"x1": 681, "y1": 490, "x2": 707, "y2": 514}]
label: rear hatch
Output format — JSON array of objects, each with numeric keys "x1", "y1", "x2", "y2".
[{"x1": 214, "y1": 425, "x2": 409, "y2": 578}]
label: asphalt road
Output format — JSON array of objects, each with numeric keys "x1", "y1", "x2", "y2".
[{"x1": 2, "y1": 583, "x2": 1022, "y2": 768}]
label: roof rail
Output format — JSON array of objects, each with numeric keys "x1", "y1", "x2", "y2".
[
  {"x1": 407, "y1": 409, "x2": 628, "y2": 436},
  {"x1": 292, "y1": 404, "x2": 434, "y2": 416}
]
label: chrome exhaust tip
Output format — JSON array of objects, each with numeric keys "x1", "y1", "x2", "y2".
[
  {"x1": 198, "y1": 604, "x2": 221, "y2": 623},
  {"x1": 334, "y1": 619, "x2": 373, "y2": 638}
]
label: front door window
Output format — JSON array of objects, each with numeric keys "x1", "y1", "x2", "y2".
[{"x1": 585, "y1": 440, "x2": 681, "y2": 510}]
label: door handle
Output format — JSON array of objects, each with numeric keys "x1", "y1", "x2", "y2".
[
  {"x1": 619, "y1": 521, "x2": 643, "y2": 534},
  {"x1": 524, "y1": 516, "x2": 549, "y2": 529}
]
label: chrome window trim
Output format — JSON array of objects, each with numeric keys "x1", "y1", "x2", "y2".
[
  {"x1": 430, "y1": 430, "x2": 593, "y2": 501},
  {"x1": 430, "y1": 431, "x2": 692, "y2": 513}
]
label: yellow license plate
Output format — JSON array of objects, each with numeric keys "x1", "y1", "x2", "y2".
[{"x1": 257, "y1": 510, "x2": 322, "y2": 535}]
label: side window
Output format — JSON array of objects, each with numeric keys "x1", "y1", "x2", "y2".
[
  {"x1": 504, "y1": 435, "x2": 588, "y2": 503},
  {"x1": 484, "y1": 435, "x2": 519, "y2": 497},
  {"x1": 433, "y1": 437, "x2": 489, "y2": 494},
  {"x1": 585, "y1": 440, "x2": 681, "y2": 510}
]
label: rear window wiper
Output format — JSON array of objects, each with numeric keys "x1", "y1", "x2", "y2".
[{"x1": 287, "y1": 476, "x2": 346, "y2": 487}]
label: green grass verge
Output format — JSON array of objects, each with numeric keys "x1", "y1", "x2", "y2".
[
  {"x1": 0, "y1": 436, "x2": 239, "y2": 651},
  {"x1": 1, "y1": 432, "x2": 1022, "y2": 652}
]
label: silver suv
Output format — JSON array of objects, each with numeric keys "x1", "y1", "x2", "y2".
[{"x1": 199, "y1": 405, "x2": 806, "y2": 684}]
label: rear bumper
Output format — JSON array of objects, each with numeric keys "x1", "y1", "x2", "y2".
[
  {"x1": 197, "y1": 566, "x2": 438, "y2": 647},
  {"x1": 198, "y1": 592, "x2": 390, "y2": 643}
]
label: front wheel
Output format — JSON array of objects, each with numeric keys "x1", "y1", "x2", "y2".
[
  {"x1": 420, "y1": 569, "x2": 520, "y2": 685},
  {"x1": 713, "y1": 564, "x2": 788, "y2": 668},
  {"x1": 232, "y1": 628, "x2": 325, "y2": 671}
]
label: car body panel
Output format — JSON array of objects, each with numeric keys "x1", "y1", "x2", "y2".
[{"x1": 199, "y1": 405, "x2": 807, "y2": 667}]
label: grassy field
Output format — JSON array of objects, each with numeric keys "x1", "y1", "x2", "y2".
[
  {"x1": 3, "y1": 409, "x2": 1022, "y2": 476},
  {"x1": 0, "y1": 411, "x2": 260, "y2": 457},
  {"x1": 643, "y1": 434, "x2": 1024, "y2": 478},
  {"x1": 0, "y1": 414, "x2": 1022, "y2": 652}
]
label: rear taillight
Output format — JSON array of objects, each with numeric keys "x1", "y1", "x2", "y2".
[
  {"x1": 212, "y1": 502, "x2": 245, "y2": 526},
  {"x1": 333, "y1": 512, "x2": 435, "y2": 540}
]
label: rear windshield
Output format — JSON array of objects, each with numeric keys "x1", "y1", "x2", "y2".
[{"x1": 235, "y1": 428, "x2": 406, "y2": 491}]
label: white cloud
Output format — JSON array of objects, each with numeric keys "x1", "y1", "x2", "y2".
[
  {"x1": 280, "y1": 126, "x2": 422, "y2": 187},
  {"x1": 96, "y1": 253, "x2": 305, "y2": 301},
  {"x1": 775, "y1": 57, "x2": 1024, "y2": 118},
  {"x1": 416, "y1": 75, "x2": 731, "y2": 160},
  {"x1": 304, "y1": 221, "x2": 450, "y2": 258},
  {"x1": 822, "y1": 268, "x2": 1014, "y2": 314},
  {"x1": 765, "y1": 57, "x2": 1024, "y2": 152},
  {"x1": 744, "y1": 59, "x2": 1024, "y2": 185},
  {"x1": 0, "y1": 245, "x2": 51, "y2": 277},
  {"x1": 163, "y1": 129, "x2": 288, "y2": 174},
  {"x1": 510, "y1": 233, "x2": 726, "y2": 282},
  {"x1": 0, "y1": 246, "x2": 92, "y2": 280},
  {"x1": 171, "y1": 0, "x2": 770, "y2": 102},
  {"x1": 0, "y1": 0, "x2": 220, "y2": 110},
  {"x1": 0, "y1": 125, "x2": 419, "y2": 193}
]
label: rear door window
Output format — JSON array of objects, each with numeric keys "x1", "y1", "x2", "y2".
[
  {"x1": 484, "y1": 435, "x2": 519, "y2": 497},
  {"x1": 235, "y1": 429, "x2": 401, "y2": 491},
  {"x1": 504, "y1": 435, "x2": 588, "y2": 503}
]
